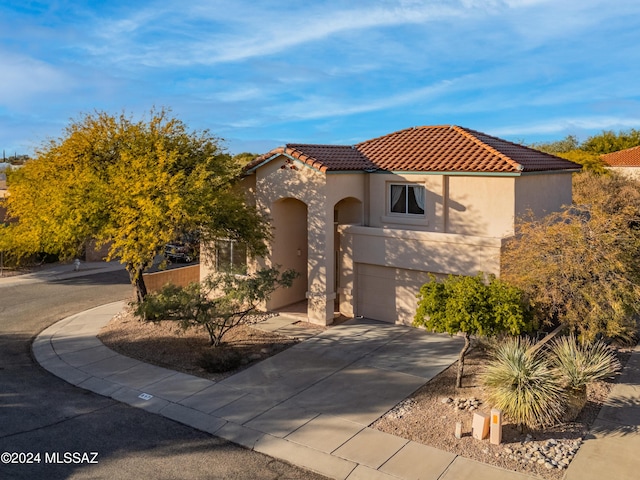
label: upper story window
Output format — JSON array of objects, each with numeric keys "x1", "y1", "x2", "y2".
[{"x1": 390, "y1": 184, "x2": 425, "y2": 215}]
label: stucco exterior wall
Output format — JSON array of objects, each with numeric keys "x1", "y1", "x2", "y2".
[
  {"x1": 514, "y1": 173, "x2": 573, "y2": 219},
  {"x1": 326, "y1": 173, "x2": 366, "y2": 209},
  {"x1": 345, "y1": 226, "x2": 503, "y2": 274},
  {"x1": 445, "y1": 175, "x2": 515, "y2": 237},
  {"x1": 366, "y1": 173, "x2": 520, "y2": 237},
  {"x1": 607, "y1": 167, "x2": 640, "y2": 181}
]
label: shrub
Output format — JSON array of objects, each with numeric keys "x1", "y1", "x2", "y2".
[
  {"x1": 550, "y1": 334, "x2": 621, "y2": 390},
  {"x1": 549, "y1": 334, "x2": 621, "y2": 421},
  {"x1": 414, "y1": 272, "x2": 532, "y2": 388},
  {"x1": 134, "y1": 267, "x2": 298, "y2": 347},
  {"x1": 482, "y1": 337, "x2": 566, "y2": 430}
]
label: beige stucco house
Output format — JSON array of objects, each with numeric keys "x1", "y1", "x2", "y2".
[
  {"x1": 602, "y1": 146, "x2": 640, "y2": 179},
  {"x1": 200, "y1": 125, "x2": 580, "y2": 326}
]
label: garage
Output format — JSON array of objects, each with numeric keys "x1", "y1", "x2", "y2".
[{"x1": 356, "y1": 264, "x2": 433, "y2": 324}]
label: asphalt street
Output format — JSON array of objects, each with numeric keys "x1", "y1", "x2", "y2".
[{"x1": 0, "y1": 269, "x2": 326, "y2": 479}]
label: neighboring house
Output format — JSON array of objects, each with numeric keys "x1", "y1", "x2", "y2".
[
  {"x1": 601, "y1": 146, "x2": 640, "y2": 180},
  {"x1": 200, "y1": 125, "x2": 581, "y2": 325}
]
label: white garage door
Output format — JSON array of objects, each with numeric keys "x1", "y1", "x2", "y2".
[{"x1": 356, "y1": 264, "x2": 432, "y2": 324}]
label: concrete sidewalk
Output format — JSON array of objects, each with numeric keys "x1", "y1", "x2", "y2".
[{"x1": 33, "y1": 302, "x2": 640, "y2": 480}]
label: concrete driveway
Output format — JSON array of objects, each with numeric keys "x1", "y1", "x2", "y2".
[{"x1": 38, "y1": 303, "x2": 541, "y2": 479}]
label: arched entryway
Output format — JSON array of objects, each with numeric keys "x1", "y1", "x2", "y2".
[
  {"x1": 334, "y1": 197, "x2": 363, "y2": 316},
  {"x1": 267, "y1": 197, "x2": 308, "y2": 311}
]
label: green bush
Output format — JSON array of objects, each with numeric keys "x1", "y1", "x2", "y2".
[
  {"x1": 133, "y1": 267, "x2": 298, "y2": 347},
  {"x1": 482, "y1": 337, "x2": 566, "y2": 430},
  {"x1": 550, "y1": 334, "x2": 621, "y2": 390},
  {"x1": 548, "y1": 334, "x2": 621, "y2": 421},
  {"x1": 414, "y1": 272, "x2": 532, "y2": 388},
  {"x1": 483, "y1": 335, "x2": 623, "y2": 428}
]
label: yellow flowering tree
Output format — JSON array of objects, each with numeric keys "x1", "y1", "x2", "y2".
[{"x1": 1, "y1": 109, "x2": 267, "y2": 301}]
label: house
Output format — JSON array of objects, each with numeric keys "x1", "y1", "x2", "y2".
[
  {"x1": 602, "y1": 146, "x2": 640, "y2": 180},
  {"x1": 200, "y1": 125, "x2": 581, "y2": 325}
]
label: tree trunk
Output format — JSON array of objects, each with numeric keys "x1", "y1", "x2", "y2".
[
  {"x1": 456, "y1": 333, "x2": 471, "y2": 389},
  {"x1": 563, "y1": 385, "x2": 588, "y2": 422},
  {"x1": 127, "y1": 264, "x2": 148, "y2": 303}
]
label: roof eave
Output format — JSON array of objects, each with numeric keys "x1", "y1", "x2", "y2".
[
  {"x1": 244, "y1": 151, "x2": 330, "y2": 175},
  {"x1": 244, "y1": 153, "x2": 282, "y2": 174},
  {"x1": 520, "y1": 167, "x2": 583, "y2": 175}
]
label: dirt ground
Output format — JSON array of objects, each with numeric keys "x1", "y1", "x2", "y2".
[
  {"x1": 98, "y1": 307, "x2": 308, "y2": 382},
  {"x1": 98, "y1": 310, "x2": 628, "y2": 479}
]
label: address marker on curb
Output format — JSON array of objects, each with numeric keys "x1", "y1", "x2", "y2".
[{"x1": 138, "y1": 393, "x2": 154, "y2": 400}]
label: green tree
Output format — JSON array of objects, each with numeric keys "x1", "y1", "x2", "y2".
[
  {"x1": 1, "y1": 109, "x2": 268, "y2": 301},
  {"x1": 531, "y1": 135, "x2": 580, "y2": 154},
  {"x1": 555, "y1": 150, "x2": 606, "y2": 174},
  {"x1": 530, "y1": 129, "x2": 640, "y2": 173},
  {"x1": 231, "y1": 152, "x2": 259, "y2": 167},
  {"x1": 134, "y1": 267, "x2": 298, "y2": 347},
  {"x1": 531, "y1": 135, "x2": 605, "y2": 173},
  {"x1": 581, "y1": 128, "x2": 640, "y2": 154},
  {"x1": 502, "y1": 172, "x2": 640, "y2": 341},
  {"x1": 414, "y1": 273, "x2": 531, "y2": 388}
]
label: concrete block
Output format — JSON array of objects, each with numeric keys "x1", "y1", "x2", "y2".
[
  {"x1": 472, "y1": 412, "x2": 490, "y2": 440},
  {"x1": 490, "y1": 408, "x2": 502, "y2": 445}
]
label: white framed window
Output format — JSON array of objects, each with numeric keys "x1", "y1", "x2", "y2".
[
  {"x1": 214, "y1": 239, "x2": 247, "y2": 273},
  {"x1": 390, "y1": 184, "x2": 425, "y2": 215}
]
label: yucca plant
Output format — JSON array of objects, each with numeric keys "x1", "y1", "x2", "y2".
[
  {"x1": 483, "y1": 337, "x2": 566, "y2": 431},
  {"x1": 549, "y1": 334, "x2": 621, "y2": 421}
]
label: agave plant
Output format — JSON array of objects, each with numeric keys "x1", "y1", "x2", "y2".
[
  {"x1": 549, "y1": 334, "x2": 621, "y2": 421},
  {"x1": 482, "y1": 337, "x2": 566, "y2": 431}
]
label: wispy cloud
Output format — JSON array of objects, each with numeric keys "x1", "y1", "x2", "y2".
[
  {"x1": 0, "y1": 0, "x2": 638, "y2": 154},
  {"x1": 200, "y1": 4, "x2": 465, "y2": 64},
  {"x1": 0, "y1": 50, "x2": 73, "y2": 108},
  {"x1": 85, "y1": 1, "x2": 480, "y2": 67},
  {"x1": 279, "y1": 79, "x2": 457, "y2": 121},
  {"x1": 494, "y1": 116, "x2": 640, "y2": 138}
]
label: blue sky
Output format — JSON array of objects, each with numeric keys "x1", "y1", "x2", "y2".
[{"x1": 1, "y1": 0, "x2": 639, "y2": 156}]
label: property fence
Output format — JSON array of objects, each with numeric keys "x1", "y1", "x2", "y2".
[{"x1": 142, "y1": 264, "x2": 200, "y2": 293}]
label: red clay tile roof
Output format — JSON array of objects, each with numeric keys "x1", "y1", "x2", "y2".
[
  {"x1": 245, "y1": 145, "x2": 376, "y2": 173},
  {"x1": 601, "y1": 146, "x2": 640, "y2": 167},
  {"x1": 246, "y1": 125, "x2": 581, "y2": 174}
]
